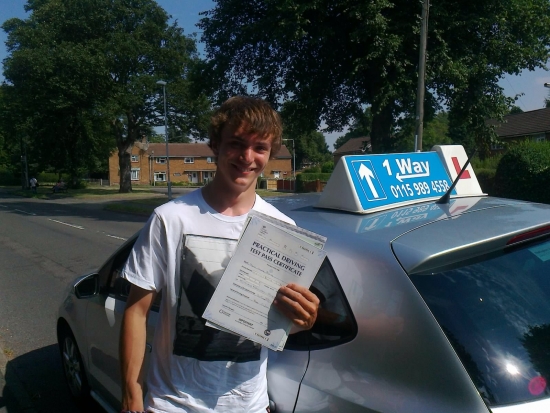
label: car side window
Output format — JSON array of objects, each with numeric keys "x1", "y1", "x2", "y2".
[
  {"x1": 97, "y1": 239, "x2": 136, "y2": 288},
  {"x1": 99, "y1": 237, "x2": 162, "y2": 312},
  {"x1": 285, "y1": 258, "x2": 357, "y2": 351}
]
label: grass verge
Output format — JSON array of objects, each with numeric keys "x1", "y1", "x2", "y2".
[
  {"x1": 103, "y1": 189, "x2": 294, "y2": 216},
  {"x1": 5, "y1": 185, "x2": 165, "y2": 200}
]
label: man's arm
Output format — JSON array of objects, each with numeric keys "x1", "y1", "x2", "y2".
[
  {"x1": 120, "y1": 284, "x2": 156, "y2": 411},
  {"x1": 274, "y1": 283, "x2": 320, "y2": 333}
]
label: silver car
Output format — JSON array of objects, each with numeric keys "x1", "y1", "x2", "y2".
[{"x1": 57, "y1": 191, "x2": 550, "y2": 413}]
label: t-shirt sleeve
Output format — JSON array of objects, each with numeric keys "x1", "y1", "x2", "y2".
[{"x1": 122, "y1": 212, "x2": 167, "y2": 292}]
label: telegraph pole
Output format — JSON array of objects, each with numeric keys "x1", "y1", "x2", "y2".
[{"x1": 414, "y1": 0, "x2": 430, "y2": 152}]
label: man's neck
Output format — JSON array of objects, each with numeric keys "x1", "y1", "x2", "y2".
[{"x1": 201, "y1": 180, "x2": 257, "y2": 217}]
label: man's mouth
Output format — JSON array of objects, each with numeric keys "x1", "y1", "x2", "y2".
[{"x1": 234, "y1": 165, "x2": 254, "y2": 173}]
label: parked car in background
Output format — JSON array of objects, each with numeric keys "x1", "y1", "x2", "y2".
[{"x1": 57, "y1": 146, "x2": 550, "y2": 412}]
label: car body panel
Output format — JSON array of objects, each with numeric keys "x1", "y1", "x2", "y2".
[
  {"x1": 57, "y1": 193, "x2": 550, "y2": 412},
  {"x1": 392, "y1": 198, "x2": 550, "y2": 274}
]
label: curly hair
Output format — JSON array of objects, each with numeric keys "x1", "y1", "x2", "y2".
[{"x1": 208, "y1": 96, "x2": 282, "y2": 157}]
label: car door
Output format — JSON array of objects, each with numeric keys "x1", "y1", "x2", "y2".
[
  {"x1": 83, "y1": 237, "x2": 160, "y2": 409},
  {"x1": 267, "y1": 258, "x2": 357, "y2": 412}
]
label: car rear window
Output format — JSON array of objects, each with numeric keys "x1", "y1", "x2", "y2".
[{"x1": 410, "y1": 238, "x2": 550, "y2": 407}]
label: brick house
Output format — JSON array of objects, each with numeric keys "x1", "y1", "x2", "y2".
[
  {"x1": 488, "y1": 108, "x2": 550, "y2": 148},
  {"x1": 108, "y1": 141, "x2": 293, "y2": 186},
  {"x1": 332, "y1": 136, "x2": 372, "y2": 165}
]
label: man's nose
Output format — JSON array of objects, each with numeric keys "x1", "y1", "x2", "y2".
[{"x1": 240, "y1": 147, "x2": 253, "y2": 162}]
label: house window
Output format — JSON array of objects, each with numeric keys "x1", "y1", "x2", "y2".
[
  {"x1": 184, "y1": 157, "x2": 194, "y2": 164},
  {"x1": 131, "y1": 155, "x2": 138, "y2": 162},
  {"x1": 207, "y1": 157, "x2": 215, "y2": 164},
  {"x1": 156, "y1": 157, "x2": 167, "y2": 164},
  {"x1": 131, "y1": 168, "x2": 140, "y2": 181},
  {"x1": 533, "y1": 134, "x2": 546, "y2": 142},
  {"x1": 273, "y1": 171, "x2": 281, "y2": 179},
  {"x1": 154, "y1": 172, "x2": 166, "y2": 182}
]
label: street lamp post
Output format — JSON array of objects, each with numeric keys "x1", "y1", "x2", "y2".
[
  {"x1": 157, "y1": 80, "x2": 172, "y2": 200},
  {"x1": 414, "y1": 0, "x2": 430, "y2": 152}
]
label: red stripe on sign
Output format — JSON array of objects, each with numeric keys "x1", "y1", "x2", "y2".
[{"x1": 452, "y1": 157, "x2": 471, "y2": 179}]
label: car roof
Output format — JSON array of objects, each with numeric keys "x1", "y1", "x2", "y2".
[{"x1": 267, "y1": 193, "x2": 550, "y2": 274}]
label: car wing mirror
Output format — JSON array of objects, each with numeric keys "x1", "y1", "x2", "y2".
[{"x1": 74, "y1": 273, "x2": 99, "y2": 299}]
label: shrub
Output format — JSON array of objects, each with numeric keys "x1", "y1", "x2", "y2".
[
  {"x1": 475, "y1": 168, "x2": 496, "y2": 195},
  {"x1": 296, "y1": 173, "x2": 332, "y2": 192},
  {"x1": 0, "y1": 169, "x2": 19, "y2": 185},
  {"x1": 321, "y1": 161, "x2": 334, "y2": 173},
  {"x1": 37, "y1": 172, "x2": 69, "y2": 184},
  {"x1": 493, "y1": 141, "x2": 550, "y2": 203},
  {"x1": 302, "y1": 166, "x2": 321, "y2": 173},
  {"x1": 471, "y1": 154, "x2": 502, "y2": 171}
]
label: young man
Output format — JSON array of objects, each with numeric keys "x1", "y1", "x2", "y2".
[{"x1": 120, "y1": 96, "x2": 320, "y2": 413}]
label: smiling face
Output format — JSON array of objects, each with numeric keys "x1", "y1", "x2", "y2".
[{"x1": 211, "y1": 122, "x2": 272, "y2": 196}]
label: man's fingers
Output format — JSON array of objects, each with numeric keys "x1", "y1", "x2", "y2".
[{"x1": 274, "y1": 284, "x2": 320, "y2": 329}]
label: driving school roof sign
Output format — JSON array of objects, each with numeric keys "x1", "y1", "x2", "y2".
[{"x1": 317, "y1": 145, "x2": 484, "y2": 214}]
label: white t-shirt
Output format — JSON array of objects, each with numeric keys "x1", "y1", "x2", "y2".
[{"x1": 122, "y1": 189, "x2": 294, "y2": 413}]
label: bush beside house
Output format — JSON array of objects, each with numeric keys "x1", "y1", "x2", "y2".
[
  {"x1": 296, "y1": 173, "x2": 332, "y2": 192},
  {"x1": 493, "y1": 141, "x2": 550, "y2": 203}
]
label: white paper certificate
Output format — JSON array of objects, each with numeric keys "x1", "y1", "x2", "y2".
[{"x1": 202, "y1": 216, "x2": 326, "y2": 351}]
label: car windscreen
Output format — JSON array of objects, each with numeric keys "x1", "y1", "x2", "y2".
[{"x1": 409, "y1": 238, "x2": 550, "y2": 407}]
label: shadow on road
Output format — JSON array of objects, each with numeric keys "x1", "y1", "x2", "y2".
[{"x1": 1, "y1": 344, "x2": 103, "y2": 413}]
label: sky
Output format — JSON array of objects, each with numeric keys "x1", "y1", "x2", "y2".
[{"x1": 1, "y1": 0, "x2": 549, "y2": 150}]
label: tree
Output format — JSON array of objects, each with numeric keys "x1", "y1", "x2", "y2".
[
  {"x1": 394, "y1": 111, "x2": 452, "y2": 152},
  {"x1": 2, "y1": 0, "x2": 211, "y2": 191},
  {"x1": 280, "y1": 101, "x2": 331, "y2": 169},
  {"x1": 2, "y1": 0, "x2": 114, "y2": 184},
  {"x1": 333, "y1": 108, "x2": 372, "y2": 150},
  {"x1": 199, "y1": 0, "x2": 550, "y2": 156}
]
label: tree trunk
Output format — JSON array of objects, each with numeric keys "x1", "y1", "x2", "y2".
[
  {"x1": 118, "y1": 143, "x2": 133, "y2": 193},
  {"x1": 113, "y1": 114, "x2": 135, "y2": 194},
  {"x1": 370, "y1": 104, "x2": 395, "y2": 153}
]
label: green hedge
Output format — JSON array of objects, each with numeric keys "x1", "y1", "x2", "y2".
[
  {"x1": 475, "y1": 168, "x2": 496, "y2": 195},
  {"x1": 0, "y1": 170, "x2": 19, "y2": 185},
  {"x1": 297, "y1": 173, "x2": 332, "y2": 182},
  {"x1": 36, "y1": 172, "x2": 69, "y2": 185},
  {"x1": 493, "y1": 141, "x2": 550, "y2": 203},
  {"x1": 296, "y1": 173, "x2": 332, "y2": 192}
]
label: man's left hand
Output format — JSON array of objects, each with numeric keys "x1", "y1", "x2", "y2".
[{"x1": 274, "y1": 283, "x2": 320, "y2": 331}]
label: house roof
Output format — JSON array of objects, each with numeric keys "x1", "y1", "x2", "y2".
[
  {"x1": 488, "y1": 108, "x2": 550, "y2": 138},
  {"x1": 333, "y1": 136, "x2": 372, "y2": 154},
  {"x1": 144, "y1": 142, "x2": 292, "y2": 159}
]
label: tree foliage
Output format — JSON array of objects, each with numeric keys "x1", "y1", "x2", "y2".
[
  {"x1": 2, "y1": 0, "x2": 211, "y2": 191},
  {"x1": 394, "y1": 111, "x2": 452, "y2": 152},
  {"x1": 199, "y1": 0, "x2": 550, "y2": 156},
  {"x1": 280, "y1": 101, "x2": 331, "y2": 169},
  {"x1": 333, "y1": 107, "x2": 372, "y2": 150}
]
